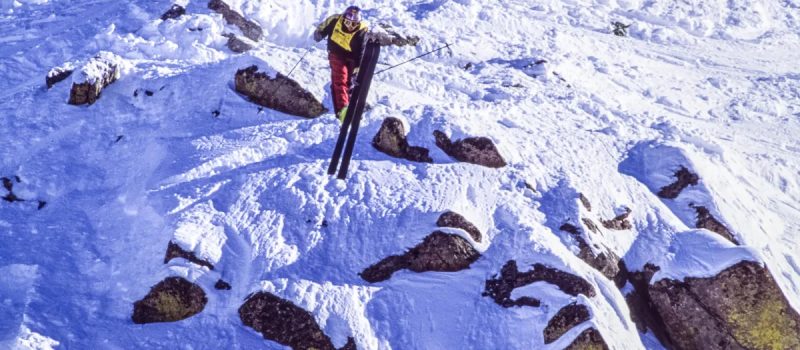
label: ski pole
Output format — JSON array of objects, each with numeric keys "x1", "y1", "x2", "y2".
[
  {"x1": 375, "y1": 43, "x2": 452, "y2": 75},
  {"x1": 286, "y1": 47, "x2": 313, "y2": 78}
]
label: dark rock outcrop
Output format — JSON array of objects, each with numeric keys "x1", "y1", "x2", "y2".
[
  {"x1": 436, "y1": 211, "x2": 482, "y2": 242},
  {"x1": 559, "y1": 223, "x2": 624, "y2": 287},
  {"x1": 579, "y1": 193, "x2": 592, "y2": 212},
  {"x1": 224, "y1": 34, "x2": 253, "y2": 53},
  {"x1": 625, "y1": 264, "x2": 675, "y2": 348},
  {"x1": 46, "y1": 65, "x2": 74, "y2": 89},
  {"x1": 208, "y1": 0, "x2": 263, "y2": 41},
  {"x1": 160, "y1": 4, "x2": 186, "y2": 21},
  {"x1": 235, "y1": 65, "x2": 327, "y2": 118},
  {"x1": 371, "y1": 117, "x2": 432, "y2": 163},
  {"x1": 649, "y1": 261, "x2": 800, "y2": 350},
  {"x1": 360, "y1": 232, "x2": 480, "y2": 283},
  {"x1": 2, "y1": 176, "x2": 22, "y2": 203},
  {"x1": 483, "y1": 260, "x2": 595, "y2": 308},
  {"x1": 164, "y1": 241, "x2": 215, "y2": 270},
  {"x1": 132, "y1": 277, "x2": 207, "y2": 324},
  {"x1": 692, "y1": 205, "x2": 738, "y2": 244},
  {"x1": 544, "y1": 303, "x2": 591, "y2": 344},
  {"x1": 214, "y1": 279, "x2": 231, "y2": 290},
  {"x1": 657, "y1": 166, "x2": 699, "y2": 199},
  {"x1": 601, "y1": 207, "x2": 632, "y2": 230},
  {"x1": 565, "y1": 328, "x2": 610, "y2": 350},
  {"x1": 239, "y1": 292, "x2": 355, "y2": 350},
  {"x1": 433, "y1": 130, "x2": 506, "y2": 168},
  {"x1": 68, "y1": 53, "x2": 120, "y2": 105}
]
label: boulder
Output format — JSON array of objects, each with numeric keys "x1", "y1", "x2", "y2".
[
  {"x1": 235, "y1": 66, "x2": 327, "y2": 118},
  {"x1": 565, "y1": 328, "x2": 609, "y2": 350},
  {"x1": 625, "y1": 264, "x2": 675, "y2": 348},
  {"x1": 601, "y1": 207, "x2": 632, "y2": 230},
  {"x1": 160, "y1": 4, "x2": 185, "y2": 21},
  {"x1": 132, "y1": 277, "x2": 207, "y2": 324},
  {"x1": 543, "y1": 303, "x2": 591, "y2": 344},
  {"x1": 239, "y1": 292, "x2": 356, "y2": 350},
  {"x1": 692, "y1": 205, "x2": 738, "y2": 244},
  {"x1": 224, "y1": 34, "x2": 253, "y2": 53},
  {"x1": 360, "y1": 232, "x2": 480, "y2": 283},
  {"x1": 164, "y1": 241, "x2": 214, "y2": 270},
  {"x1": 433, "y1": 130, "x2": 506, "y2": 168},
  {"x1": 559, "y1": 223, "x2": 624, "y2": 287},
  {"x1": 208, "y1": 0, "x2": 262, "y2": 41},
  {"x1": 649, "y1": 260, "x2": 800, "y2": 350},
  {"x1": 657, "y1": 166, "x2": 699, "y2": 199},
  {"x1": 46, "y1": 64, "x2": 74, "y2": 89},
  {"x1": 436, "y1": 211, "x2": 482, "y2": 242},
  {"x1": 371, "y1": 118, "x2": 432, "y2": 163},
  {"x1": 483, "y1": 260, "x2": 595, "y2": 308},
  {"x1": 68, "y1": 52, "x2": 121, "y2": 105}
]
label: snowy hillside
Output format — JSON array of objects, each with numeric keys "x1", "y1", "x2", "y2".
[{"x1": 1, "y1": 0, "x2": 799, "y2": 349}]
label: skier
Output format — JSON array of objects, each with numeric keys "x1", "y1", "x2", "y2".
[{"x1": 313, "y1": 6, "x2": 370, "y2": 122}]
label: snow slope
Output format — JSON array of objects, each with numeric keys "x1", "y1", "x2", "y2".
[{"x1": 1, "y1": 0, "x2": 799, "y2": 349}]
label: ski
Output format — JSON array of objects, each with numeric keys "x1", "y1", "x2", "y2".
[{"x1": 328, "y1": 41, "x2": 381, "y2": 179}]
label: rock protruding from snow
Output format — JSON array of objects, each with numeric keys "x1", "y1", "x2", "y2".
[
  {"x1": 160, "y1": 4, "x2": 185, "y2": 21},
  {"x1": 543, "y1": 303, "x2": 591, "y2": 344},
  {"x1": 559, "y1": 223, "x2": 624, "y2": 287},
  {"x1": 649, "y1": 260, "x2": 800, "y2": 350},
  {"x1": 360, "y1": 232, "x2": 480, "y2": 283},
  {"x1": 625, "y1": 264, "x2": 674, "y2": 348},
  {"x1": 224, "y1": 34, "x2": 253, "y2": 53},
  {"x1": 692, "y1": 205, "x2": 738, "y2": 244},
  {"x1": 46, "y1": 64, "x2": 74, "y2": 89},
  {"x1": 235, "y1": 65, "x2": 327, "y2": 118},
  {"x1": 131, "y1": 277, "x2": 207, "y2": 324},
  {"x1": 436, "y1": 211, "x2": 482, "y2": 242},
  {"x1": 483, "y1": 260, "x2": 596, "y2": 308},
  {"x1": 239, "y1": 292, "x2": 356, "y2": 350},
  {"x1": 2, "y1": 176, "x2": 22, "y2": 203},
  {"x1": 565, "y1": 328, "x2": 609, "y2": 350},
  {"x1": 208, "y1": 0, "x2": 263, "y2": 41},
  {"x1": 164, "y1": 241, "x2": 214, "y2": 270},
  {"x1": 657, "y1": 166, "x2": 699, "y2": 199},
  {"x1": 433, "y1": 130, "x2": 507, "y2": 168},
  {"x1": 371, "y1": 118, "x2": 432, "y2": 163},
  {"x1": 601, "y1": 207, "x2": 632, "y2": 230},
  {"x1": 68, "y1": 52, "x2": 121, "y2": 105}
]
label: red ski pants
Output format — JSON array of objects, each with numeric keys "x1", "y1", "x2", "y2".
[{"x1": 328, "y1": 52, "x2": 355, "y2": 114}]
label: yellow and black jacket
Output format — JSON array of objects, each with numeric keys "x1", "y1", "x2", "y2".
[{"x1": 317, "y1": 14, "x2": 370, "y2": 64}]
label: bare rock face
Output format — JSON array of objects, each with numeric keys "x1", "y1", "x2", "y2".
[
  {"x1": 544, "y1": 303, "x2": 591, "y2": 344},
  {"x1": 433, "y1": 130, "x2": 507, "y2": 168},
  {"x1": 46, "y1": 64, "x2": 74, "y2": 89},
  {"x1": 564, "y1": 328, "x2": 609, "y2": 350},
  {"x1": 224, "y1": 34, "x2": 253, "y2": 53},
  {"x1": 371, "y1": 118, "x2": 432, "y2": 163},
  {"x1": 657, "y1": 166, "x2": 699, "y2": 199},
  {"x1": 164, "y1": 241, "x2": 214, "y2": 270},
  {"x1": 208, "y1": 0, "x2": 263, "y2": 41},
  {"x1": 160, "y1": 4, "x2": 185, "y2": 21},
  {"x1": 235, "y1": 65, "x2": 327, "y2": 118},
  {"x1": 132, "y1": 277, "x2": 207, "y2": 324},
  {"x1": 559, "y1": 223, "x2": 624, "y2": 287},
  {"x1": 68, "y1": 53, "x2": 121, "y2": 105},
  {"x1": 436, "y1": 211, "x2": 482, "y2": 242},
  {"x1": 692, "y1": 205, "x2": 738, "y2": 244},
  {"x1": 239, "y1": 292, "x2": 356, "y2": 350},
  {"x1": 625, "y1": 264, "x2": 675, "y2": 348},
  {"x1": 483, "y1": 260, "x2": 595, "y2": 308},
  {"x1": 360, "y1": 232, "x2": 480, "y2": 283},
  {"x1": 649, "y1": 260, "x2": 800, "y2": 350}
]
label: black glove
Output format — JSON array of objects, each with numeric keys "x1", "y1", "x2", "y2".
[{"x1": 313, "y1": 30, "x2": 323, "y2": 42}]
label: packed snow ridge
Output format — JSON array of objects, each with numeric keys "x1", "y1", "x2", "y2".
[{"x1": 1, "y1": 0, "x2": 800, "y2": 349}]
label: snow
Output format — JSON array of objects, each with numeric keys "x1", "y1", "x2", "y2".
[{"x1": 1, "y1": 0, "x2": 799, "y2": 349}]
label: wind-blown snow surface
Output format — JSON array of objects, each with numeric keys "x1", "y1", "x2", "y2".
[{"x1": 1, "y1": 0, "x2": 799, "y2": 349}]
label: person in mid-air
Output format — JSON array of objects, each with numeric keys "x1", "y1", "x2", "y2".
[{"x1": 313, "y1": 6, "x2": 369, "y2": 122}]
